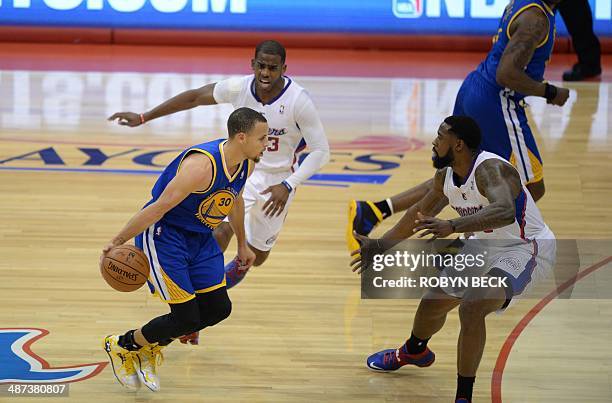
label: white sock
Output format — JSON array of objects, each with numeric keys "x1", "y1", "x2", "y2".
[{"x1": 386, "y1": 198, "x2": 394, "y2": 215}]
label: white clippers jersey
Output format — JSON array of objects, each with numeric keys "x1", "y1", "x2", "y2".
[
  {"x1": 442, "y1": 151, "x2": 549, "y2": 240},
  {"x1": 214, "y1": 75, "x2": 309, "y2": 173}
]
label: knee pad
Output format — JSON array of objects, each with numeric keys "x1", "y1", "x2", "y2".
[
  {"x1": 169, "y1": 300, "x2": 201, "y2": 335},
  {"x1": 197, "y1": 292, "x2": 232, "y2": 329},
  {"x1": 141, "y1": 299, "x2": 201, "y2": 342}
]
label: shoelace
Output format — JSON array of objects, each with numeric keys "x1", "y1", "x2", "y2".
[
  {"x1": 119, "y1": 352, "x2": 136, "y2": 373},
  {"x1": 144, "y1": 346, "x2": 164, "y2": 368},
  {"x1": 383, "y1": 350, "x2": 399, "y2": 366}
]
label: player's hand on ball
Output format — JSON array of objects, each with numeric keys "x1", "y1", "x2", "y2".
[
  {"x1": 413, "y1": 212, "x2": 453, "y2": 239},
  {"x1": 100, "y1": 241, "x2": 115, "y2": 266},
  {"x1": 237, "y1": 244, "x2": 256, "y2": 271},
  {"x1": 99, "y1": 238, "x2": 125, "y2": 267},
  {"x1": 261, "y1": 183, "x2": 290, "y2": 217},
  {"x1": 548, "y1": 87, "x2": 570, "y2": 106},
  {"x1": 108, "y1": 112, "x2": 142, "y2": 127}
]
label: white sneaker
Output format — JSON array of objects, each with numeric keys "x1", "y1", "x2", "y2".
[
  {"x1": 102, "y1": 335, "x2": 140, "y2": 391},
  {"x1": 134, "y1": 344, "x2": 164, "y2": 392}
]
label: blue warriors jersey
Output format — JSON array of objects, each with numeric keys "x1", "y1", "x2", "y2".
[
  {"x1": 148, "y1": 138, "x2": 252, "y2": 233},
  {"x1": 476, "y1": 0, "x2": 556, "y2": 99}
]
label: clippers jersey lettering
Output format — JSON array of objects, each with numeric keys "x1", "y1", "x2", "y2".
[
  {"x1": 148, "y1": 138, "x2": 251, "y2": 233},
  {"x1": 442, "y1": 151, "x2": 548, "y2": 240},
  {"x1": 221, "y1": 75, "x2": 307, "y2": 173},
  {"x1": 477, "y1": 0, "x2": 556, "y2": 99}
]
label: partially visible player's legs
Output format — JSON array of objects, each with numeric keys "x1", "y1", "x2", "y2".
[
  {"x1": 114, "y1": 288, "x2": 231, "y2": 391},
  {"x1": 214, "y1": 221, "x2": 270, "y2": 264},
  {"x1": 453, "y1": 236, "x2": 554, "y2": 402},
  {"x1": 366, "y1": 288, "x2": 460, "y2": 372},
  {"x1": 122, "y1": 294, "x2": 230, "y2": 390},
  {"x1": 221, "y1": 226, "x2": 273, "y2": 288},
  {"x1": 194, "y1": 287, "x2": 232, "y2": 326},
  {"x1": 104, "y1": 299, "x2": 201, "y2": 392},
  {"x1": 177, "y1": 287, "x2": 233, "y2": 345},
  {"x1": 485, "y1": 87, "x2": 546, "y2": 202},
  {"x1": 455, "y1": 284, "x2": 506, "y2": 403},
  {"x1": 216, "y1": 220, "x2": 269, "y2": 289},
  {"x1": 512, "y1": 104, "x2": 546, "y2": 201},
  {"x1": 103, "y1": 222, "x2": 189, "y2": 392},
  {"x1": 105, "y1": 225, "x2": 230, "y2": 391},
  {"x1": 365, "y1": 280, "x2": 504, "y2": 403},
  {"x1": 412, "y1": 288, "x2": 461, "y2": 339},
  {"x1": 221, "y1": 172, "x2": 294, "y2": 288}
]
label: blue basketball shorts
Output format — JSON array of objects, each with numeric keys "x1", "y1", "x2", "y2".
[
  {"x1": 135, "y1": 221, "x2": 225, "y2": 304},
  {"x1": 453, "y1": 71, "x2": 543, "y2": 184}
]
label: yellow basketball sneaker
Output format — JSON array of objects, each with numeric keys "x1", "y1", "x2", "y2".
[
  {"x1": 102, "y1": 335, "x2": 140, "y2": 391},
  {"x1": 346, "y1": 200, "x2": 384, "y2": 253},
  {"x1": 134, "y1": 344, "x2": 164, "y2": 392}
]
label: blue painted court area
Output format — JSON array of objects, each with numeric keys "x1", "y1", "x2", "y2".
[{"x1": 0, "y1": 166, "x2": 389, "y2": 187}]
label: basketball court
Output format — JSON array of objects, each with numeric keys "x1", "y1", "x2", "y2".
[{"x1": 1, "y1": 43, "x2": 611, "y2": 402}]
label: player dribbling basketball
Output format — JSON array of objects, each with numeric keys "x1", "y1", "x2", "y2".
[{"x1": 101, "y1": 108, "x2": 266, "y2": 392}]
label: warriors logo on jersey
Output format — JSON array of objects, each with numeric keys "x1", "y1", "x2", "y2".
[{"x1": 196, "y1": 189, "x2": 237, "y2": 229}]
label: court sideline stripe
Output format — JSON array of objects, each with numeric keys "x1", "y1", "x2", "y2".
[{"x1": 491, "y1": 255, "x2": 612, "y2": 402}]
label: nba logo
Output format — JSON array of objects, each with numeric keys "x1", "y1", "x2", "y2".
[{"x1": 393, "y1": 0, "x2": 423, "y2": 18}]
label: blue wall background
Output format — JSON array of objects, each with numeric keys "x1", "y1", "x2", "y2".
[{"x1": 0, "y1": 0, "x2": 610, "y2": 37}]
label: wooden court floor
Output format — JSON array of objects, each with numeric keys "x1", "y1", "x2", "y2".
[{"x1": 0, "y1": 47, "x2": 611, "y2": 402}]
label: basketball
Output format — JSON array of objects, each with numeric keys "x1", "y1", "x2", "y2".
[{"x1": 100, "y1": 245, "x2": 150, "y2": 292}]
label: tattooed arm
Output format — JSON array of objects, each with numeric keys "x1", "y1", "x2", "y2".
[
  {"x1": 496, "y1": 7, "x2": 550, "y2": 97},
  {"x1": 450, "y1": 159, "x2": 520, "y2": 233},
  {"x1": 381, "y1": 169, "x2": 449, "y2": 245}
]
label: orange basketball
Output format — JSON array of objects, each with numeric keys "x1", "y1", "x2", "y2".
[{"x1": 100, "y1": 245, "x2": 150, "y2": 292}]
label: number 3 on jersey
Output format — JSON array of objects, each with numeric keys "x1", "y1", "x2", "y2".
[{"x1": 267, "y1": 136, "x2": 279, "y2": 152}]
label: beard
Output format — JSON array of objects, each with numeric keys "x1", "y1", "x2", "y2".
[{"x1": 432, "y1": 149, "x2": 454, "y2": 169}]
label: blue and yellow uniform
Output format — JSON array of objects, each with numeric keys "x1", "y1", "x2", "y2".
[
  {"x1": 135, "y1": 139, "x2": 252, "y2": 304},
  {"x1": 453, "y1": 0, "x2": 556, "y2": 184}
]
